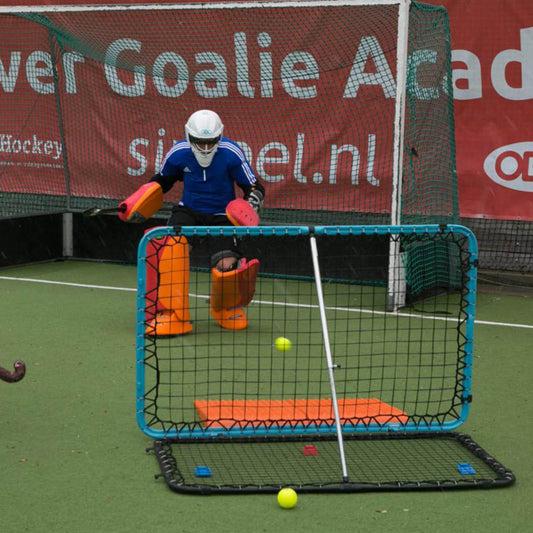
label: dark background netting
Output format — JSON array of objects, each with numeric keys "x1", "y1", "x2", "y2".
[{"x1": 0, "y1": 3, "x2": 529, "y2": 274}]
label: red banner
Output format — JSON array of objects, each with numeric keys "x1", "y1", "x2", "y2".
[
  {"x1": 442, "y1": 0, "x2": 533, "y2": 220},
  {"x1": 1, "y1": 0, "x2": 532, "y2": 220},
  {"x1": 0, "y1": 3, "x2": 403, "y2": 216}
]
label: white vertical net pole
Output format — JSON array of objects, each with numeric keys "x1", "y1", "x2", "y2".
[
  {"x1": 309, "y1": 233, "x2": 349, "y2": 483},
  {"x1": 387, "y1": 0, "x2": 411, "y2": 312}
]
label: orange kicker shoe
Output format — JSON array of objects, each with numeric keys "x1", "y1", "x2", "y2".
[{"x1": 209, "y1": 307, "x2": 248, "y2": 331}]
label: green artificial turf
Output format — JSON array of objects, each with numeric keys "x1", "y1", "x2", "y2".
[{"x1": 0, "y1": 261, "x2": 530, "y2": 532}]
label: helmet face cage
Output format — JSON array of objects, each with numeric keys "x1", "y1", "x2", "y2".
[
  {"x1": 185, "y1": 110, "x2": 224, "y2": 167},
  {"x1": 188, "y1": 134, "x2": 221, "y2": 151}
]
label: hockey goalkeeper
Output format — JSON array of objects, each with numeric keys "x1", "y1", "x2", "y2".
[{"x1": 119, "y1": 109, "x2": 265, "y2": 335}]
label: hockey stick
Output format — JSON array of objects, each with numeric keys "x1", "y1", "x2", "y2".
[
  {"x1": 83, "y1": 205, "x2": 126, "y2": 217},
  {"x1": 0, "y1": 360, "x2": 26, "y2": 383}
]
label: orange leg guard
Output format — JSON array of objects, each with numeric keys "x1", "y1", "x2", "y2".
[
  {"x1": 145, "y1": 234, "x2": 192, "y2": 336},
  {"x1": 209, "y1": 258, "x2": 259, "y2": 330}
]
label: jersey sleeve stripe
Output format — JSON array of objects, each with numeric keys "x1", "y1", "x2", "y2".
[
  {"x1": 219, "y1": 140, "x2": 257, "y2": 185},
  {"x1": 159, "y1": 141, "x2": 189, "y2": 171}
]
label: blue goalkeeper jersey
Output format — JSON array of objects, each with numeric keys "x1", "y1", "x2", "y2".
[{"x1": 158, "y1": 137, "x2": 258, "y2": 214}]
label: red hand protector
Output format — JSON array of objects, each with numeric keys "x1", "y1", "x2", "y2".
[
  {"x1": 226, "y1": 198, "x2": 260, "y2": 226},
  {"x1": 119, "y1": 182, "x2": 163, "y2": 222}
]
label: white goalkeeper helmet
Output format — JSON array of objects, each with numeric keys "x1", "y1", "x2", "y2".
[{"x1": 185, "y1": 109, "x2": 224, "y2": 167}]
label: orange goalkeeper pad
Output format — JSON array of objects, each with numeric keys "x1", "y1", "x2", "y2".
[
  {"x1": 226, "y1": 198, "x2": 259, "y2": 226},
  {"x1": 194, "y1": 398, "x2": 408, "y2": 428}
]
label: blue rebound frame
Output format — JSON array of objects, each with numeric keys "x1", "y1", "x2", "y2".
[{"x1": 136, "y1": 224, "x2": 478, "y2": 439}]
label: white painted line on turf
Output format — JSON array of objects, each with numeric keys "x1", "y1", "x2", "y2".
[
  {"x1": 253, "y1": 298, "x2": 533, "y2": 330},
  {"x1": 0, "y1": 276, "x2": 136, "y2": 292},
  {"x1": 1, "y1": 275, "x2": 531, "y2": 330}
]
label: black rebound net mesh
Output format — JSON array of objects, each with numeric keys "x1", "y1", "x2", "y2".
[
  {"x1": 151, "y1": 433, "x2": 515, "y2": 494},
  {"x1": 138, "y1": 226, "x2": 474, "y2": 437}
]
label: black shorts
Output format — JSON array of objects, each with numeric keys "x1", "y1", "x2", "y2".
[
  {"x1": 168, "y1": 205, "x2": 240, "y2": 263},
  {"x1": 167, "y1": 205, "x2": 231, "y2": 227}
]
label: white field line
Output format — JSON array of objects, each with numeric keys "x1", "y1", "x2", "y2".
[{"x1": 1, "y1": 275, "x2": 532, "y2": 330}]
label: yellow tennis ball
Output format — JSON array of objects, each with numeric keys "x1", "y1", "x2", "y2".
[
  {"x1": 275, "y1": 337, "x2": 292, "y2": 352},
  {"x1": 277, "y1": 487, "x2": 297, "y2": 509}
]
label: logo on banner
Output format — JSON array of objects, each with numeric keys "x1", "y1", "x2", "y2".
[{"x1": 484, "y1": 142, "x2": 533, "y2": 192}]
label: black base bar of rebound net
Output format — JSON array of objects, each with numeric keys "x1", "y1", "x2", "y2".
[{"x1": 149, "y1": 432, "x2": 515, "y2": 494}]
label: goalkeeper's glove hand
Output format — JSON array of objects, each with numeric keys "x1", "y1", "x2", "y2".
[{"x1": 246, "y1": 189, "x2": 264, "y2": 213}]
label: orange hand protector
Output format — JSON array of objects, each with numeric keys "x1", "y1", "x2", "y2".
[{"x1": 119, "y1": 182, "x2": 163, "y2": 222}]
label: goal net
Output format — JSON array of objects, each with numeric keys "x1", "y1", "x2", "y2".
[{"x1": 1, "y1": 1, "x2": 458, "y2": 226}]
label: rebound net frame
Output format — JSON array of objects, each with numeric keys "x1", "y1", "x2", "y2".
[{"x1": 136, "y1": 224, "x2": 477, "y2": 440}]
